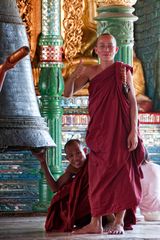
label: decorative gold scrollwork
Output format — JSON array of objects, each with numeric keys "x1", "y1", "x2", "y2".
[
  {"x1": 16, "y1": 0, "x2": 32, "y2": 45},
  {"x1": 63, "y1": 0, "x2": 84, "y2": 63},
  {"x1": 16, "y1": 0, "x2": 41, "y2": 91}
]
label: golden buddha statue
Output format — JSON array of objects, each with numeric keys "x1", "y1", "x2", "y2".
[
  {"x1": 62, "y1": 0, "x2": 153, "y2": 111},
  {"x1": 62, "y1": 0, "x2": 98, "y2": 95},
  {"x1": 133, "y1": 50, "x2": 153, "y2": 112}
]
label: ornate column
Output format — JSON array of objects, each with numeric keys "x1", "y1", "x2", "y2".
[
  {"x1": 35, "y1": 0, "x2": 64, "y2": 210},
  {"x1": 95, "y1": 0, "x2": 138, "y2": 65}
]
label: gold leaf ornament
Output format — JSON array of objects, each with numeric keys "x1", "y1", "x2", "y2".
[{"x1": 63, "y1": 0, "x2": 84, "y2": 63}]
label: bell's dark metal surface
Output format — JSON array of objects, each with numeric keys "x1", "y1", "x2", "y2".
[{"x1": 0, "y1": 0, "x2": 56, "y2": 151}]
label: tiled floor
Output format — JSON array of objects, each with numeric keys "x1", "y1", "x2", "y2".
[{"x1": 0, "y1": 215, "x2": 160, "y2": 240}]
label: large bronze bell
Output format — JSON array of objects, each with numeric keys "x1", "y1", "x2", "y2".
[{"x1": 0, "y1": 0, "x2": 56, "y2": 151}]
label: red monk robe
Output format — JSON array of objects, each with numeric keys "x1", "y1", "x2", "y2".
[
  {"x1": 45, "y1": 152, "x2": 135, "y2": 232},
  {"x1": 86, "y1": 61, "x2": 144, "y2": 217},
  {"x1": 45, "y1": 158, "x2": 91, "y2": 232}
]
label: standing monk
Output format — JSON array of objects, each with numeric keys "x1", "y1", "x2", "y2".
[{"x1": 64, "y1": 33, "x2": 144, "y2": 234}]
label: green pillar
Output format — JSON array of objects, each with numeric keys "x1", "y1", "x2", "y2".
[
  {"x1": 95, "y1": 5, "x2": 138, "y2": 65},
  {"x1": 34, "y1": 0, "x2": 64, "y2": 211}
]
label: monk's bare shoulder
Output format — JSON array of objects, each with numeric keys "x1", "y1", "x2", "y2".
[{"x1": 85, "y1": 64, "x2": 101, "y2": 81}]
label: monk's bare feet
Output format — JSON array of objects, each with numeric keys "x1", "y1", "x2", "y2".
[
  {"x1": 103, "y1": 223, "x2": 114, "y2": 232},
  {"x1": 103, "y1": 214, "x2": 115, "y2": 232},
  {"x1": 106, "y1": 223, "x2": 124, "y2": 235},
  {"x1": 72, "y1": 223, "x2": 103, "y2": 234}
]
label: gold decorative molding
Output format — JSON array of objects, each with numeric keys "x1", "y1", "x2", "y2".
[
  {"x1": 16, "y1": 0, "x2": 41, "y2": 61},
  {"x1": 63, "y1": 0, "x2": 84, "y2": 63},
  {"x1": 16, "y1": 0, "x2": 41, "y2": 92},
  {"x1": 96, "y1": 0, "x2": 137, "y2": 7},
  {"x1": 16, "y1": 0, "x2": 32, "y2": 46}
]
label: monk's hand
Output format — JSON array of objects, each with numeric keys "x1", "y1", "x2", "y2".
[
  {"x1": 127, "y1": 131, "x2": 138, "y2": 151},
  {"x1": 32, "y1": 148, "x2": 47, "y2": 164},
  {"x1": 72, "y1": 59, "x2": 86, "y2": 79}
]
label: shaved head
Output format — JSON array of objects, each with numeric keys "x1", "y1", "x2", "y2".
[{"x1": 96, "y1": 33, "x2": 117, "y2": 46}]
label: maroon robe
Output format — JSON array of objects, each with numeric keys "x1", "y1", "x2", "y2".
[
  {"x1": 45, "y1": 159, "x2": 91, "y2": 232},
  {"x1": 45, "y1": 155, "x2": 136, "y2": 232},
  {"x1": 86, "y1": 62, "x2": 144, "y2": 217}
]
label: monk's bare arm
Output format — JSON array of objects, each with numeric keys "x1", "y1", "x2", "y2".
[
  {"x1": 64, "y1": 62, "x2": 89, "y2": 97},
  {"x1": 32, "y1": 150, "x2": 71, "y2": 192},
  {"x1": 127, "y1": 70, "x2": 138, "y2": 151}
]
